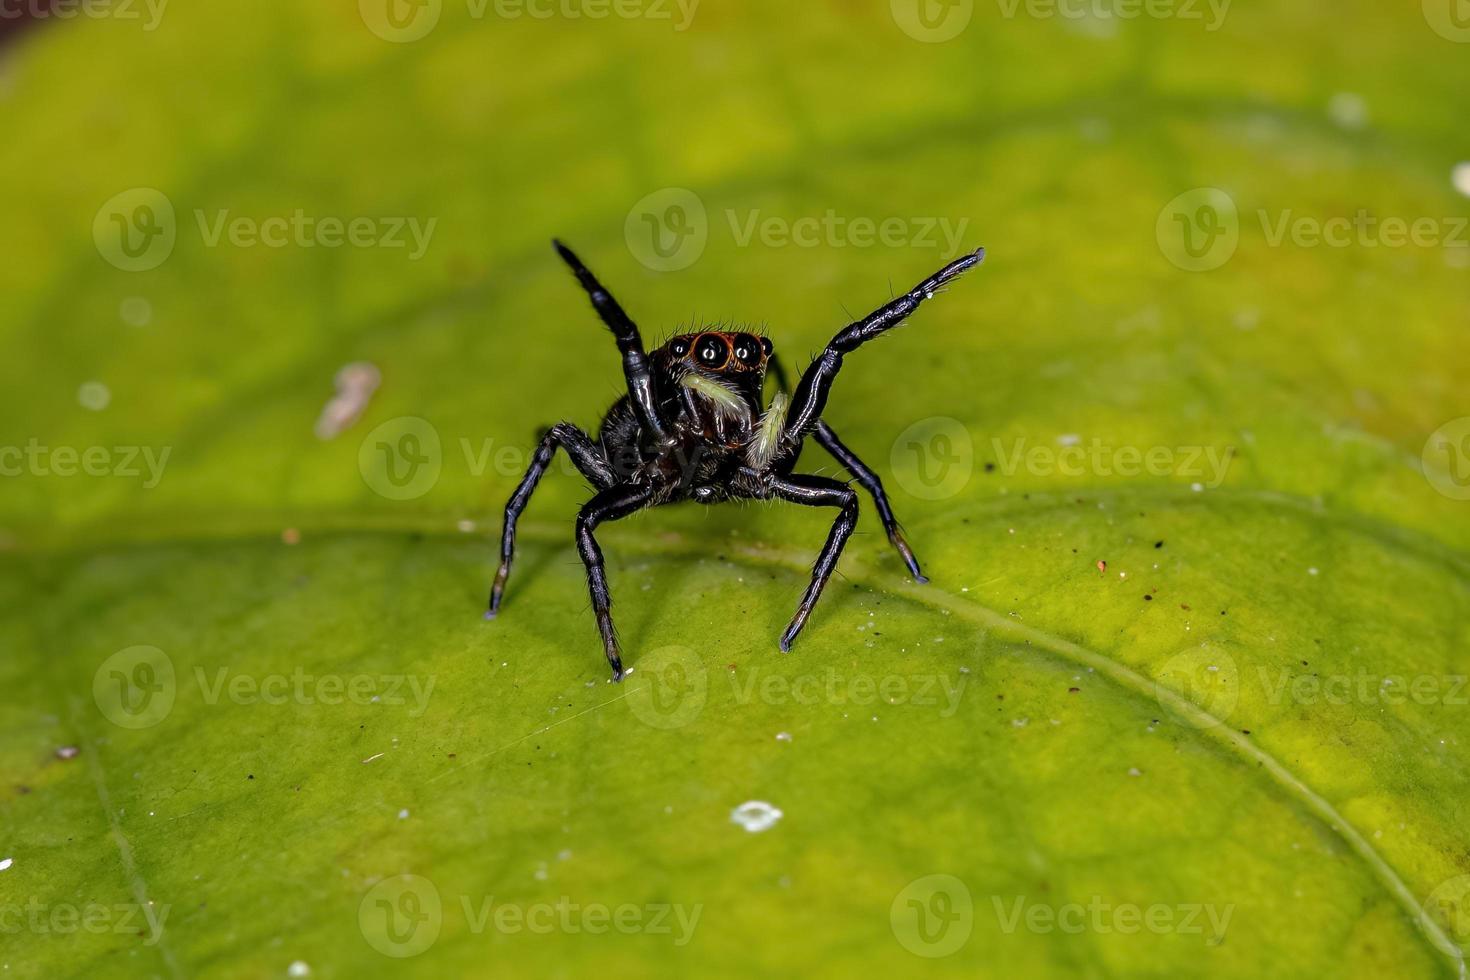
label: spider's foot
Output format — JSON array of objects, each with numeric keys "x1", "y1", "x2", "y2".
[
  {"x1": 606, "y1": 651, "x2": 625, "y2": 682},
  {"x1": 888, "y1": 530, "x2": 928, "y2": 584},
  {"x1": 486, "y1": 564, "x2": 510, "y2": 619}
]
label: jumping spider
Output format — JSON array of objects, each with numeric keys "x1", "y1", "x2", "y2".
[{"x1": 486, "y1": 240, "x2": 986, "y2": 680}]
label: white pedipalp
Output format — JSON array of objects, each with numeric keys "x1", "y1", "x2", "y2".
[
  {"x1": 680, "y1": 372, "x2": 753, "y2": 426},
  {"x1": 746, "y1": 392, "x2": 789, "y2": 469}
]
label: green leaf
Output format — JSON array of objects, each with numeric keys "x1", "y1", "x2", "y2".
[{"x1": 2, "y1": 3, "x2": 1469, "y2": 978}]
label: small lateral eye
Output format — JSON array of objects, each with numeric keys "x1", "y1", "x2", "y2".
[
  {"x1": 695, "y1": 334, "x2": 728, "y2": 368},
  {"x1": 733, "y1": 333, "x2": 762, "y2": 367},
  {"x1": 670, "y1": 338, "x2": 690, "y2": 357},
  {"x1": 760, "y1": 337, "x2": 774, "y2": 357}
]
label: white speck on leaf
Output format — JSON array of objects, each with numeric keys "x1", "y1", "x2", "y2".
[{"x1": 731, "y1": 801, "x2": 783, "y2": 833}]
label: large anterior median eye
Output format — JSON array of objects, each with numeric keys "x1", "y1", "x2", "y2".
[
  {"x1": 732, "y1": 333, "x2": 762, "y2": 368},
  {"x1": 695, "y1": 334, "x2": 729, "y2": 369}
]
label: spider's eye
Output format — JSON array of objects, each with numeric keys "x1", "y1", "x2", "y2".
[
  {"x1": 695, "y1": 334, "x2": 729, "y2": 369},
  {"x1": 760, "y1": 337, "x2": 774, "y2": 357},
  {"x1": 733, "y1": 333, "x2": 762, "y2": 368},
  {"x1": 670, "y1": 338, "x2": 690, "y2": 357}
]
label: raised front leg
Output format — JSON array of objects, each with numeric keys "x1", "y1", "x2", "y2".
[
  {"x1": 488, "y1": 422, "x2": 616, "y2": 619},
  {"x1": 767, "y1": 474, "x2": 860, "y2": 652},
  {"x1": 553, "y1": 240, "x2": 675, "y2": 449},
  {"x1": 779, "y1": 248, "x2": 985, "y2": 456},
  {"x1": 574, "y1": 483, "x2": 659, "y2": 680}
]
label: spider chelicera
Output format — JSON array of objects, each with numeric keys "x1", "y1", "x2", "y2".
[{"x1": 486, "y1": 240, "x2": 986, "y2": 680}]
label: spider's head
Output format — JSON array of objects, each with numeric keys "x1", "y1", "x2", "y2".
[{"x1": 665, "y1": 331, "x2": 772, "y2": 378}]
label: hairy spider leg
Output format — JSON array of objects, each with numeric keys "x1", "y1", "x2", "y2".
[
  {"x1": 488, "y1": 422, "x2": 616, "y2": 619},
  {"x1": 575, "y1": 483, "x2": 659, "y2": 680},
  {"x1": 552, "y1": 240, "x2": 675, "y2": 449},
  {"x1": 779, "y1": 248, "x2": 985, "y2": 455},
  {"x1": 765, "y1": 474, "x2": 860, "y2": 652},
  {"x1": 768, "y1": 355, "x2": 928, "y2": 583}
]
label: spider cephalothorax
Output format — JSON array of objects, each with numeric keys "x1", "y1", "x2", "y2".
[{"x1": 486, "y1": 240, "x2": 985, "y2": 680}]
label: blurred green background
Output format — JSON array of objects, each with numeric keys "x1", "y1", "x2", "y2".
[{"x1": 1, "y1": 1, "x2": 1469, "y2": 977}]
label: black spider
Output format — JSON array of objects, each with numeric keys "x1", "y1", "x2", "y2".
[{"x1": 486, "y1": 240, "x2": 986, "y2": 680}]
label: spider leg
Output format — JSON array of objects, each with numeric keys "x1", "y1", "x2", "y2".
[
  {"x1": 778, "y1": 248, "x2": 985, "y2": 456},
  {"x1": 553, "y1": 240, "x2": 676, "y2": 449},
  {"x1": 811, "y1": 421, "x2": 928, "y2": 584},
  {"x1": 488, "y1": 423, "x2": 615, "y2": 619},
  {"x1": 575, "y1": 483, "x2": 659, "y2": 681},
  {"x1": 768, "y1": 354, "x2": 927, "y2": 582},
  {"x1": 767, "y1": 474, "x2": 860, "y2": 652}
]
